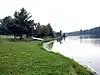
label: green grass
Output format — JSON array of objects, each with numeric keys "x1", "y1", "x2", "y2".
[{"x1": 0, "y1": 35, "x2": 94, "y2": 75}]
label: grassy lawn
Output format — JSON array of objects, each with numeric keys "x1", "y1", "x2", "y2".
[{"x1": 0, "y1": 36, "x2": 94, "y2": 75}]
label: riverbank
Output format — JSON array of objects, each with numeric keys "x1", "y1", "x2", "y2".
[
  {"x1": 0, "y1": 36, "x2": 94, "y2": 75},
  {"x1": 42, "y1": 36, "x2": 56, "y2": 42}
]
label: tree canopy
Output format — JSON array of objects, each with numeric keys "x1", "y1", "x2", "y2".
[{"x1": 0, "y1": 8, "x2": 54, "y2": 40}]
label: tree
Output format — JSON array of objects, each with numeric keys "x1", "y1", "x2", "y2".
[
  {"x1": 0, "y1": 16, "x2": 14, "y2": 35},
  {"x1": 25, "y1": 20, "x2": 35, "y2": 38},
  {"x1": 0, "y1": 8, "x2": 55, "y2": 39},
  {"x1": 36, "y1": 22, "x2": 41, "y2": 36},
  {"x1": 13, "y1": 8, "x2": 32, "y2": 40},
  {"x1": 37, "y1": 25, "x2": 49, "y2": 37},
  {"x1": 47, "y1": 23, "x2": 53, "y2": 36},
  {"x1": 60, "y1": 30, "x2": 62, "y2": 36}
]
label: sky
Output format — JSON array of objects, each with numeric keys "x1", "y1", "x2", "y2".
[{"x1": 0, "y1": 0, "x2": 100, "y2": 32}]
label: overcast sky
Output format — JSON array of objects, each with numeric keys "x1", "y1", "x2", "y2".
[{"x1": 0, "y1": 0, "x2": 100, "y2": 32}]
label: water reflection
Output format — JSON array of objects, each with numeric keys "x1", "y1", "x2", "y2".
[
  {"x1": 51, "y1": 36, "x2": 100, "y2": 74},
  {"x1": 47, "y1": 42, "x2": 54, "y2": 50},
  {"x1": 80, "y1": 37, "x2": 100, "y2": 47},
  {"x1": 91, "y1": 39, "x2": 100, "y2": 47},
  {"x1": 57, "y1": 37, "x2": 62, "y2": 44},
  {"x1": 43, "y1": 41, "x2": 54, "y2": 51},
  {"x1": 57, "y1": 36, "x2": 66, "y2": 44}
]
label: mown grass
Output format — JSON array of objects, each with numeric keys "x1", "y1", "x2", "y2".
[{"x1": 0, "y1": 35, "x2": 94, "y2": 75}]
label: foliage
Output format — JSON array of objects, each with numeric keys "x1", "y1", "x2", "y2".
[
  {"x1": 0, "y1": 8, "x2": 54, "y2": 39},
  {"x1": 37, "y1": 25, "x2": 49, "y2": 37},
  {"x1": 47, "y1": 23, "x2": 53, "y2": 35},
  {"x1": 12, "y1": 8, "x2": 33, "y2": 40},
  {"x1": 68, "y1": 26, "x2": 100, "y2": 37},
  {"x1": 0, "y1": 16, "x2": 14, "y2": 35}
]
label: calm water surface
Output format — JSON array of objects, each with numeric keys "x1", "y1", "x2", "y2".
[{"x1": 51, "y1": 36, "x2": 100, "y2": 74}]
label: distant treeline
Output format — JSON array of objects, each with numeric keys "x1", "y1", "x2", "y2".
[
  {"x1": 0, "y1": 8, "x2": 54, "y2": 40},
  {"x1": 68, "y1": 26, "x2": 100, "y2": 37}
]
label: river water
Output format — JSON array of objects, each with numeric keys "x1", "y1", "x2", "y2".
[{"x1": 50, "y1": 36, "x2": 100, "y2": 74}]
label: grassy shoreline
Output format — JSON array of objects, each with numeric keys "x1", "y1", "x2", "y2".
[{"x1": 0, "y1": 36, "x2": 94, "y2": 75}]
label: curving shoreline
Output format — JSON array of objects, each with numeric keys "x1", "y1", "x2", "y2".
[
  {"x1": 43, "y1": 41, "x2": 97, "y2": 75},
  {"x1": 0, "y1": 35, "x2": 96, "y2": 75}
]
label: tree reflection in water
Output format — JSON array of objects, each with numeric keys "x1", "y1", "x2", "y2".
[
  {"x1": 57, "y1": 37, "x2": 63, "y2": 44},
  {"x1": 47, "y1": 42, "x2": 54, "y2": 50}
]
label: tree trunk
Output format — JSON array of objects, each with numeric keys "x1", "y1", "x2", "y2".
[
  {"x1": 14, "y1": 33, "x2": 16, "y2": 39},
  {"x1": 26, "y1": 33, "x2": 28, "y2": 38},
  {"x1": 20, "y1": 33, "x2": 23, "y2": 40},
  {"x1": 26, "y1": 33, "x2": 28, "y2": 42}
]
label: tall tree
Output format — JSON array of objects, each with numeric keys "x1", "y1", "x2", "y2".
[
  {"x1": 13, "y1": 8, "x2": 32, "y2": 40},
  {"x1": 26, "y1": 20, "x2": 35, "y2": 38},
  {"x1": 47, "y1": 23, "x2": 53, "y2": 37},
  {"x1": 0, "y1": 16, "x2": 14, "y2": 35}
]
